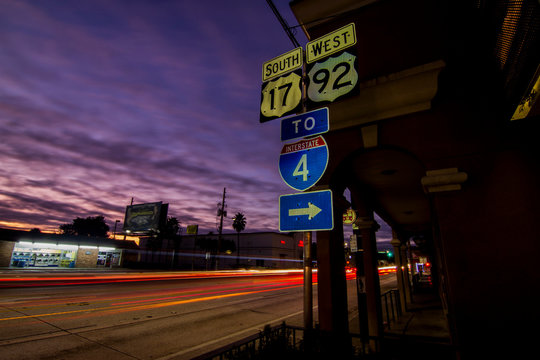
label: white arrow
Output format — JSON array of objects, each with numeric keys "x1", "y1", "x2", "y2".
[{"x1": 288, "y1": 202, "x2": 322, "y2": 220}]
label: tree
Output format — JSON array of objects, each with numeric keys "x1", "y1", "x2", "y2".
[
  {"x1": 59, "y1": 215, "x2": 110, "y2": 237},
  {"x1": 59, "y1": 223, "x2": 76, "y2": 235},
  {"x1": 232, "y1": 212, "x2": 246, "y2": 265},
  {"x1": 161, "y1": 216, "x2": 181, "y2": 238}
]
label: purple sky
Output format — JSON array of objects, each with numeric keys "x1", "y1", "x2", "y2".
[{"x1": 0, "y1": 0, "x2": 392, "y2": 245}]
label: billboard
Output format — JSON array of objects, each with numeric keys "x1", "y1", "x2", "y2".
[{"x1": 123, "y1": 202, "x2": 167, "y2": 235}]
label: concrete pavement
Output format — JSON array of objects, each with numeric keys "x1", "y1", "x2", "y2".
[{"x1": 380, "y1": 291, "x2": 456, "y2": 359}]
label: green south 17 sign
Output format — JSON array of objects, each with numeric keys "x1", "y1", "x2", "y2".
[{"x1": 260, "y1": 69, "x2": 303, "y2": 123}]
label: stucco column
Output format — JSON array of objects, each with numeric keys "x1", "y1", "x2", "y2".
[
  {"x1": 349, "y1": 186, "x2": 383, "y2": 351},
  {"x1": 400, "y1": 242, "x2": 413, "y2": 303},
  {"x1": 391, "y1": 231, "x2": 407, "y2": 313},
  {"x1": 316, "y1": 190, "x2": 351, "y2": 354},
  {"x1": 355, "y1": 215, "x2": 383, "y2": 351}
]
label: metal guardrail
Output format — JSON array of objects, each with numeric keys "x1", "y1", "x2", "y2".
[
  {"x1": 191, "y1": 324, "x2": 303, "y2": 360},
  {"x1": 194, "y1": 290, "x2": 404, "y2": 359},
  {"x1": 381, "y1": 289, "x2": 402, "y2": 329},
  {"x1": 192, "y1": 323, "x2": 383, "y2": 360}
]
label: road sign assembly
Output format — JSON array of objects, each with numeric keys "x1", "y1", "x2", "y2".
[
  {"x1": 279, "y1": 190, "x2": 334, "y2": 232},
  {"x1": 279, "y1": 135, "x2": 329, "y2": 191},
  {"x1": 281, "y1": 107, "x2": 329, "y2": 141},
  {"x1": 260, "y1": 23, "x2": 358, "y2": 122}
]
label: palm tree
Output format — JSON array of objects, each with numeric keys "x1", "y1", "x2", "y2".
[{"x1": 232, "y1": 212, "x2": 246, "y2": 266}]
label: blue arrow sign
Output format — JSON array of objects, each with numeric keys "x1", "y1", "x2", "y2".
[
  {"x1": 279, "y1": 135, "x2": 329, "y2": 191},
  {"x1": 279, "y1": 190, "x2": 334, "y2": 232},
  {"x1": 281, "y1": 107, "x2": 329, "y2": 141}
]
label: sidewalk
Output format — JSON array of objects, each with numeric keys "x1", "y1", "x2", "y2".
[{"x1": 380, "y1": 291, "x2": 456, "y2": 359}]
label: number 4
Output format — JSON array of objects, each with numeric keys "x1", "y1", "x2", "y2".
[{"x1": 293, "y1": 154, "x2": 309, "y2": 181}]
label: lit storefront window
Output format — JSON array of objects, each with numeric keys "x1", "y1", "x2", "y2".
[
  {"x1": 11, "y1": 242, "x2": 77, "y2": 268},
  {"x1": 10, "y1": 241, "x2": 120, "y2": 268}
]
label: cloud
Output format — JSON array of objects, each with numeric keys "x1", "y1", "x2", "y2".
[{"x1": 0, "y1": 1, "x2": 391, "y2": 247}]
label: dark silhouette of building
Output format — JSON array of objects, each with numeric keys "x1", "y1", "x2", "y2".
[{"x1": 285, "y1": 0, "x2": 540, "y2": 358}]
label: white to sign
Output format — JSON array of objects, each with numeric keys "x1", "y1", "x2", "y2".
[
  {"x1": 281, "y1": 107, "x2": 329, "y2": 141},
  {"x1": 279, "y1": 135, "x2": 329, "y2": 191},
  {"x1": 260, "y1": 70, "x2": 302, "y2": 122},
  {"x1": 307, "y1": 51, "x2": 358, "y2": 103},
  {"x1": 306, "y1": 23, "x2": 356, "y2": 64},
  {"x1": 262, "y1": 47, "x2": 303, "y2": 82}
]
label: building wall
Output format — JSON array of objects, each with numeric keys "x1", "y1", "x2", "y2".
[
  {"x1": 143, "y1": 232, "x2": 304, "y2": 269},
  {"x1": 0, "y1": 241, "x2": 15, "y2": 267},
  {"x1": 290, "y1": 0, "x2": 540, "y2": 355},
  {"x1": 75, "y1": 248, "x2": 99, "y2": 268},
  {"x1": 375, "y1": 95, "x2": 540, "y2": 350},
  {"x1": 0, "y1": 229, "x2": 138, "y2": 269},
  {"x1": 431, "y1": 147, "x2": 540, "y2": 350}
]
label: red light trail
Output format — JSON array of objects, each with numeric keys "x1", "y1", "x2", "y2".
[{"x1": 0, "y1": 271, "x2": 306, "y2": 323}]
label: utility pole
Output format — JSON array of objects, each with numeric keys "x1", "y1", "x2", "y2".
[
  {"x1": 216, "y1": 188, "x2": 226, "y2": 270},
  {"x1": 113, "y1": 220, "x2": 120, "y2": 240},
  {"x1": 123, "y1": 197, "x2": 134, "y2": 241},
  {"x1": 304, "y1": 231, "x2": 313, "y2": 334}
]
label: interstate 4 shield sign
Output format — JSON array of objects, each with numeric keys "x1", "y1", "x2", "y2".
[{"x1": 279, "y1": 135, "x2": 329, "y2": 191}]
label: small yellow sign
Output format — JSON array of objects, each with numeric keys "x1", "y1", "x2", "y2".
[
  {"x1": 186, "y1": 225, "x2": 198, "y2": 235},
  {"x1": 306, "y1": 23, "x2": 356, "y2": 64},
  {"x1": 343, "y1": 209, "x2": 357, "y2": 225},
  {"x1": 262, "y1": 47, "x2": 303, "y2": 82}
]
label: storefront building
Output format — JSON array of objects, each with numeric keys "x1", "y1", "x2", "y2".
[{"x1": 0, "y1": 228, "x2": 137, "y2": 268}]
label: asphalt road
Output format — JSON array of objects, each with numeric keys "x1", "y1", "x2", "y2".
[{"x1": 0, "y1": 270, "x2": 397, "y2": 360}]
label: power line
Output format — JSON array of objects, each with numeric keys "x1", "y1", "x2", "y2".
[{"x1": 265, "y1": 0, "x2": 300, "y2": 48}]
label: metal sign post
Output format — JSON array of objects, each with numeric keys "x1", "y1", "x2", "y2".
[{"x1": 304, "y1": 231, "x2": 313, "y2": 335}]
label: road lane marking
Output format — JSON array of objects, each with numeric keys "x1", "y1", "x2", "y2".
[
  {"x1": 154, "y1": 307, "x2": 318, "y2": 360},
  {"x1": 0, "y1": 285, "x2": 301, "y2": 322}
]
